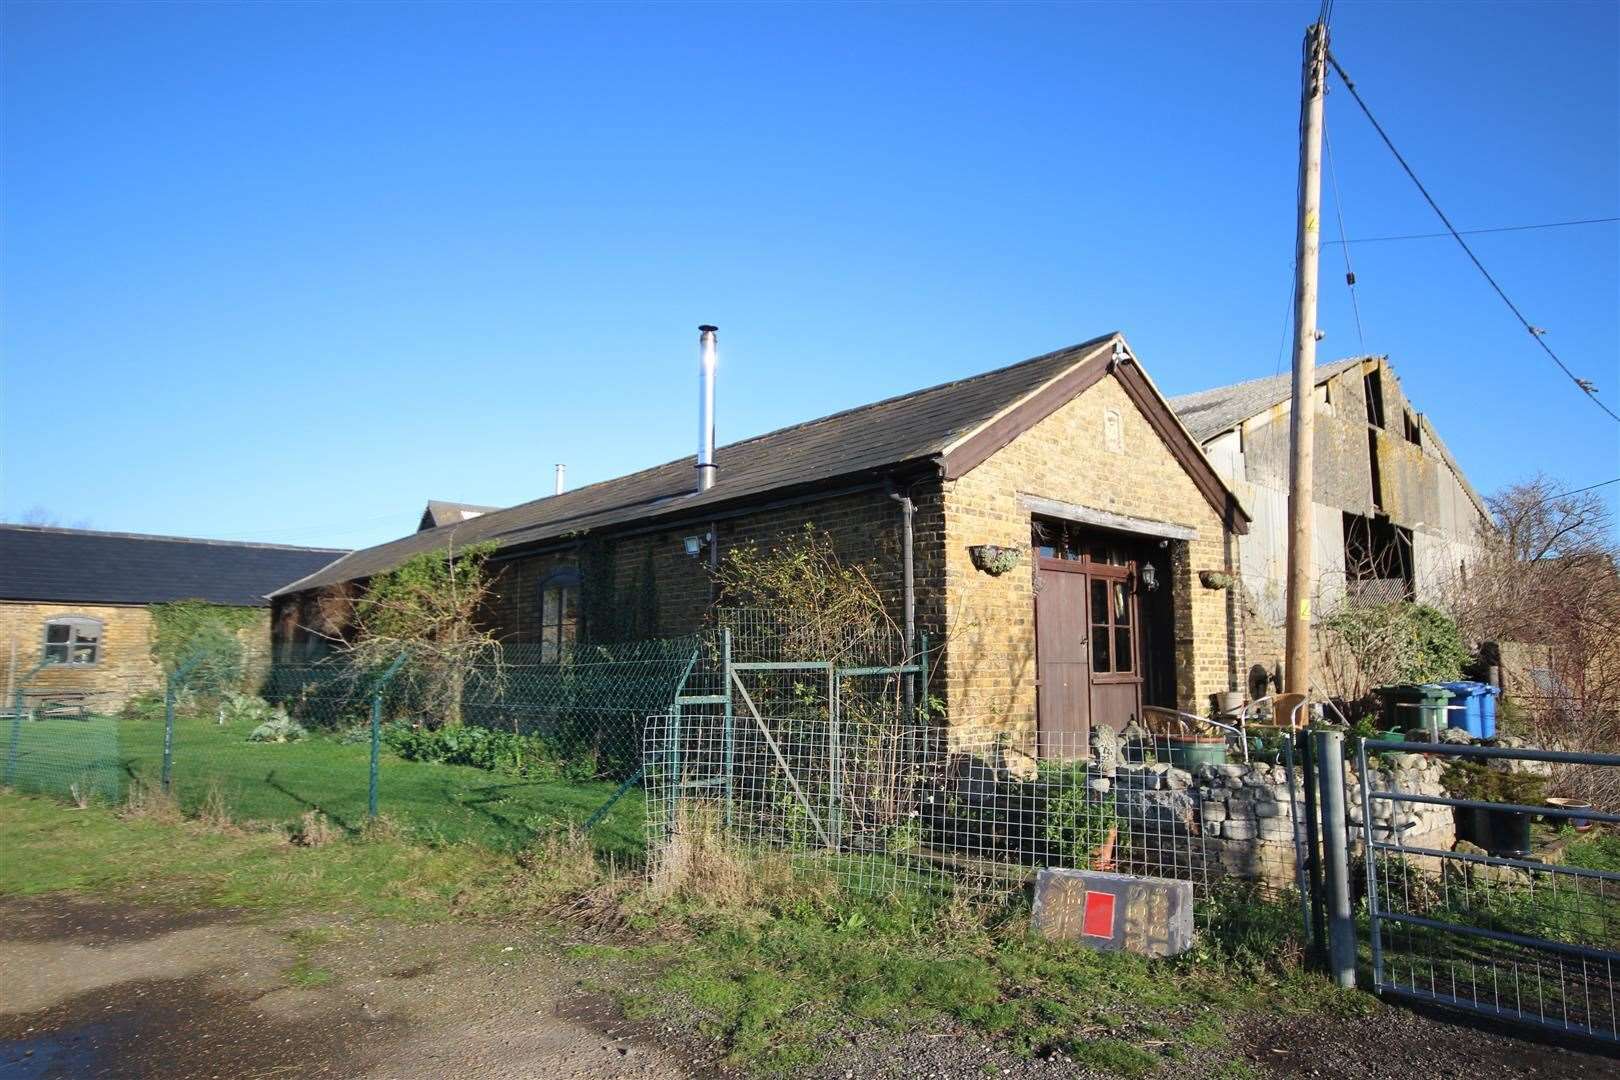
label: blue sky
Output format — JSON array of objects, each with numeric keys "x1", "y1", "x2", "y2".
[{"x1": 3, "y1": 0, "x2": 1616, "y2": 550}]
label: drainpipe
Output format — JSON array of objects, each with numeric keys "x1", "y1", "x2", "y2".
[{"x1": 889, "y1": 480, "x2": 917, "y2": 717}]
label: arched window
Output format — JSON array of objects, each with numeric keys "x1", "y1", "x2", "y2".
[
  {"x1": 44, "y1": 616, "x2": 102, "y2": 665},
  {"x1": 538, "y1": 570, "x2": 580, "y2": 663}
]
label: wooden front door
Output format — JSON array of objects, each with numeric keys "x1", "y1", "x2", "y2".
[
  {"x1": 1036, "y1": 551, "x2": 1144, "y2": 756},
  {"x1": 1035, "y1": 563, "x2": 1090, "y2": 757}
]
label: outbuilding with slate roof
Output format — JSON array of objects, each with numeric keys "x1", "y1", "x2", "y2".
[
  {"x1": 271, "y1": 331, "x2": 1251, "y2": 743},
  {"x1": 1, "y1": 526, "x2": 346, "y2": 711}
]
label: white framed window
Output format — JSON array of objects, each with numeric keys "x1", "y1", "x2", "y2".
[{"x1": 44, "y1": 616, "x2": 102, "y2": 665}]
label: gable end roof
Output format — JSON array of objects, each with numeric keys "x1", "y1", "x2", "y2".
[{"x1": 1168, "y1": 356, "x2": 1370, "y2": 443}]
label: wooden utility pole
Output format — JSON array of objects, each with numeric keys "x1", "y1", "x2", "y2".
[{"x1": 1284, "y1": 22, "x2": 1331, "y2": 704}]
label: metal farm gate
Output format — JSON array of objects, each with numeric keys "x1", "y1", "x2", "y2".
[
  {"x1": 1359, "y1": 739, "x2": 1620, "y2": 1043},
  {"x1": 651, "y1": 611, "x2": 928, "y2": 864}
]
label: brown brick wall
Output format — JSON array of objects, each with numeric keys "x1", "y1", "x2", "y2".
[
  {"x1": 435, "y1": 487, "x2": 933, "y2": 647},
  {"x1": 939, "y1": 374, "x2": 1238, "y2": 736}
]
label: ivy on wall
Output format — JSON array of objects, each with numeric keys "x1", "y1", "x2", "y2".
[{"x1": 148, "y1": 600, "x2": 261, "y2": 687}]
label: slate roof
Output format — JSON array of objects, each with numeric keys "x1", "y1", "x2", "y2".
[
  {"x1": 419, "y1": 500, "x2": 500, "y2": 531},
  {"x1": 0, "y1": 526, "x2": 349, "y2": 607},
  {"x1": 273, "y1": 333, "x2": 1131, "y2": 597},
  {"x1": 1168, "y1": 356, "x2": 1371, "y2": 442}
]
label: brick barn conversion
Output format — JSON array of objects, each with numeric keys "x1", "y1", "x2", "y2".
[
  {"x1": 271, "y1": 331, "x2": 1253, "y2": 746},
  {"x1": 0, "y1": 526, "x2": 347, "y2": 712}
]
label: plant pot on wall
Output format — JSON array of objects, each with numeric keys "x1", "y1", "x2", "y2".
[
  {"x1": 1166, "y1": 735, "x2": 1228, "y2": 770},
  {"x1": 1198, "y1": 570, "x2": 1236, "y2": 590},
  {"x1": 969, "y1": 544, "x2": 1025, "y2": 576}
]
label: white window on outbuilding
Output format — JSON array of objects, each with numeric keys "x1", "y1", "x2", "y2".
[{"x1": 43, "y1": 616, "x2": 102, "y2": 665}]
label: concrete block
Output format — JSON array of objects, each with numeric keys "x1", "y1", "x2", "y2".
[{"x1": 1030, "y1": 868, "x2": 1195, "y2": 958}]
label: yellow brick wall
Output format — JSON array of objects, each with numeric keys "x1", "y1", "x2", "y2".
[
  {"x1": 941, "y1": 374, "x2": 1238, "y2": 736},
  {"x1": 2, "y1": 601, "x2": 276, "y2": 712},
  {"x1": 0, "y1": 602, "x2": 162, "y2": 710}
]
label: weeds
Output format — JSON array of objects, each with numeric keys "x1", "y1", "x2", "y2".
[
  {"x1": 120, "y1": 778, "x2": 182, "y2": 824},
  {"x1": 291, "y1": 809, "x2": 340, "y2": 847}
]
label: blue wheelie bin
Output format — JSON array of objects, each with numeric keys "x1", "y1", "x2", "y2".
[{"x1": 1441, "y1": 681, "x2": 1500, "y2": 739}]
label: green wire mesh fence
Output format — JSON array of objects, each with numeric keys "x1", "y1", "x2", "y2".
[{"x1": 3, "y1": 635, "x2": 702, "y2": 856}]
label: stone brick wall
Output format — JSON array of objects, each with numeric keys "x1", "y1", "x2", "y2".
[
  {"x1": 0, "y1": 601, "x2": 268, "y2": 711},
  {"x1": 940, "y1": 374, "x2": 1239, "y2": 736},
  {"x1": 1, "y1": 602, "x2": 162, "y2": 710}
]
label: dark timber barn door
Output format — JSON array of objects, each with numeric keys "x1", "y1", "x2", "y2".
[
  {"x1": 1036, "y1": 540, "x2": 1144, "y2": 757},
  {"x1": 1035, "y1": 560, "x2": 1091, "y2": 757}
]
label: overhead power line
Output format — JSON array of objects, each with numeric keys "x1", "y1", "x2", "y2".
[
  {"x1": 1323, "y1": 216, "x2": 1619, "y2": 247},
  {"x1": 1555, "y1": 477, "x2": 1620, "y2": 497},
  {"x1": 1326, "y1": 51, "x2": 1619, "y2": 424},
  {"x1": 1323, "y1": 124, "x2": 1366, "y2": 351}
]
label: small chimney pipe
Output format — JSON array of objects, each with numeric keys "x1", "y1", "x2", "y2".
[
  {"x1": 554, "y1": 464, "x2": 566, "y2": 496},
  {"x1": 696, "y1": 324, "x2": 718, "y2": 493}
]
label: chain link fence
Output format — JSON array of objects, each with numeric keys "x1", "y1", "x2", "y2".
[{"x1": 3, "y1": 635, "x2": 702, "y2": 855}]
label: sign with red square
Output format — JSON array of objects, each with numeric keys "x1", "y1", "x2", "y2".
[{"x1": 1082, "y1": 890, "x2": 1116, "y2": 938}]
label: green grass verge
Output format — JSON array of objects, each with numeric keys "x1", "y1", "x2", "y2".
[
  {"x1": 0, "y1": 790, "x2": 512, "y2": 921},
  {"x1": 3, "y1": 714, "x2": 644, "y2": 858},
  {"x1": 0, "y1": 790, "x2": 1380, "y2": 1077}
]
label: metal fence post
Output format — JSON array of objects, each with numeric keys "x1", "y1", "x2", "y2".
[
  {"x1": 4, "y1": 688, "x2": 22, "y2": 788},
  {"x1": 1313, "y1": 728, "x2": 1356, "y2": 989},
  {"x1": 1280, "y1": 729, "x2": 1314, "y2": 951},
  {"x1": 722, "y1": 628, "x2": 734, "y2": 829},
  {"x1": 827, "y1": 661, "x2": 840, "y2": 849},
  {"x1": 917, "y1": 632, "x2": 929, "y2": 722},
  {"x1": 1356, "y1": 736, "x2": 1383, "y2": 994},
  {"x1": 369, "y1": 652, "x2": 410, "y2": 819},
  {"x1": 161, "y1": 675, "x2": 177, "y2": 793},
  {"x1": 1299, "y1": 728, "x2": 1327, "y2": 959}
]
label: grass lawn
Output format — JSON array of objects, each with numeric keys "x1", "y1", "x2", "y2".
[{"x1": 4, "y1": 713, "x2": 645, "y2": 859}]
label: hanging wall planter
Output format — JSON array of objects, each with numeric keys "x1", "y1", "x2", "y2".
[
  {"x1": 970, "y1": 544, "x2": 1025, "y2": 576},
  {"x1": 1198, "y1": 570, "x2": 1236, "y2": 590}
]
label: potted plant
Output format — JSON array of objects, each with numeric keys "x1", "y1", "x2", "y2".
[
  {"x1": 1167, "y1": 733, "x2": 1228, "y2": 770},
  {"x1": 1443, "y1": 760, "x2": 1547, "y2": 858}
]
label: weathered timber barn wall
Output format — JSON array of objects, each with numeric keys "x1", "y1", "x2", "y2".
[{"x1": 1189, "y1": 357, "x2": 1489, "y2": 678}]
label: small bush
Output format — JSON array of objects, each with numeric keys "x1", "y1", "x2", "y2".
[
  {"x1": 120, "y1": 689, "x2": 196, "y2": 723},
  {"x1": 248, "y1": 717, "x2": 308, "y2": 743},
  {"x1": 219, "y1": 690, "x2": 279, "y2": 726},
  {"x1": 381, "y1": 721, "x2": 594, "y2": 780}
]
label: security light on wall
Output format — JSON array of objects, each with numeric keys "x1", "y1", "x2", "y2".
[{"x1": 683, "y1": 533, "x2": 712, "y2": 557}]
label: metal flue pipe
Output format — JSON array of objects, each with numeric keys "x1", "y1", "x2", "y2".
[
  {"x1": 697, "y1": 324, "x2": 719, "y2": 493},
  {"x1": 554, "y1": 464, "x2": 566, "y2": 495}
]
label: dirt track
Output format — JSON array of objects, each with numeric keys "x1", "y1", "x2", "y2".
[
  {"x1": 1, "y1": 895, "x2": 1613, "y2": 1079},
  {"x1": 0, "y1": 896, "x2": 711, "y2": 1079}
]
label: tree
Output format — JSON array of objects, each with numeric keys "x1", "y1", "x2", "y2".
[
  {"x1": 1452, "y1": 475, "x2": 1619, "y2": 808},
  {"x1": 343, "y1": 540, "x2": 505, "y2": 727}
]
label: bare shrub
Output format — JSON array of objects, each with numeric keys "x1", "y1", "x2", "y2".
[
  {"x1": 197, "y1": 782, "x2": 235, "y2": 830},
  {"x1": 649, "y1": 804, "x2": 805, "y2": 906},
  {"x1": 120, "y1": 779, "x2": 182, "y2": 824},
  {"x1": 319, "y1": 539, "x2": 507, "y2": 728},
  {"x1": 1451, "y1": 476, "x2": 1620, "y2": 810},
  {"x1": 290, "y1": 809, "x2": 339, "y2": 847}
]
